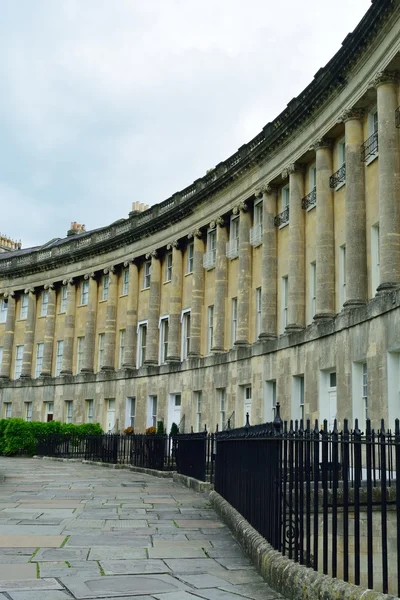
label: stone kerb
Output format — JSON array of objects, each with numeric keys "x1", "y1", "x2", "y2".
[{"x1": 209, "y1": 490, "x2": 397, "y2": 600}]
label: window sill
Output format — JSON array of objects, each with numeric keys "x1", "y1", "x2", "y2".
[
  {"x1": 119, "y1": 294, "x2": 128, "y2": 298},
  {"x1": 99, "y1": 299, "x2": 108, "y2": 303},
  {"x1": 278, "y1": 222, "x2": 289, "y2": 230},
  {"x1": 58, "y1": 310, "x2": 66, "y2": 315},
  {"x1": 18, "y1": 318, "x2": 27, "y2": 321},
  {"x1": 77, "y1": 304, "x2": 88, "y2": 308},
  {"x1": 366, "y1": 152, "x2": 379, "y2": 166},
  {"x1": 38, "y1": 315, "x2": 47, "y2": 319},
  {"x1": 163, "y1": 280, "x2": 171, "y2": 285},
  {"x1": 141, "y1": 287, "x2": 150, "y2": 292}
]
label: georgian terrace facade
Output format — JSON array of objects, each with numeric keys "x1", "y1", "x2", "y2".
[{"x1": 0, "y1": 1, "x2": 400, "y2": 434}]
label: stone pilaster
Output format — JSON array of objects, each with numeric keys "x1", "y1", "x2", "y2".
[
  {"x1": 0, "y1": 292, "x2": 15, "y2": 379},
  {"x1": 40, "y1": 284, "x2": 56, "y2": 376},
  {"x1": 167, "y1": 241, "x2": 182, "y2": 362},
  {"x1": 20, "y1": 288, "x2": 36, "y2": 378},
  {"x1": 60, "y1": 279, "x2": 76, "y2": 375},
  {"x1": 375, "y1": 71, "x2": 400, "y2": 291},
  {"x1": 285, "y1": 164, "x2": 305, "y2": 331},
  {"x1": 341, "y1": 109, "x2": 368, "y2": 307},
  {"x1": 81, "y1": 273, "x2": 97, "y2": 373},
  {"x1": 235, "y1": 203, "x2": 252, "y2": 345},
  {"x1": 122, "y1": 260, "x2": 139, "y2": 368},
  {"x1": 258, "y1": 185, "x2": 277, "y2": 339},
  {"x1": 212, "y1": 217, "x2": 228, "y2": 352},
  {"x1": 314, "y1": 138, "x2": 336, "y2": 319},
  {"x1": 144, "y1": 251, "x2": 161, "y2": 365},
  {"x1": 188, "y1": 230, "x2": 204, "y2": 356},
  {"x1": 102, "y1": 267, "x2": 118, "y2": 371}
]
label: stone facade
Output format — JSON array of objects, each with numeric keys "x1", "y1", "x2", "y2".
[{"x1": 0, "y1": 2, "x2": 400, "y2": 434}]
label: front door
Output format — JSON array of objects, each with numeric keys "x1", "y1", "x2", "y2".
[
  {"x1": 328, "y1": 390, "x2": 337, "y2": 432},
  {"x1": 168, "y1": 394, "x2": 181, "y2": 432},
  {"x1": 244, "y1": 386, "x2": 252, "y2": 426},
  {"x1": 106, "y1": 399, "x2": 115, "y2": 432}
]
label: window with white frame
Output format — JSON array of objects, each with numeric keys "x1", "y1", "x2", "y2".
[
  {"x1": 102, "y1": 275, "x2": 110, "y2": 301},
  {"x1": 129, "y1": 396, "x2": 136, "y2": 427},
  {"x1": 366, "y1": 108, "x2": 379, "y2": 163},
  {"x1": 292, "y1": 375, "x2": 305, "y2": 423},
  {"x1": 97, "y1": 333, "x2": 105, "y2": 371},
  {"x1": 256, "y1": 287, "x2": 262, "y2": 338},
  {"x1": 55, "y1": 340, "x2": 64, "y2": 376},
  {"x1": 45, "y1": 401, "x2": 54, "y2": 422},
  {"x1": 86, "y1": 399, "x2": 94, "y2": 423},
  {"x1": 119, "y1": 329, "x2": 126, "y2": 368},
  {"x1": 282, "y1": 276, "x2": 288, "y2": 332},
  {"x1": 0, "y1": 298, "x2": 8, "y2": 323},
  {"x1": 207, "y1": 306, "x2": 214, "y2": 353},
  {"x1": 265, "y1": 380, "x2": 277, "y2": 421},
  {"x1": 194, "y1": 391, "x2": 202, "y2": 432},
  {"x1": 76, "y1": 336, "x2": 85, "y2": 373},
  {"x1": 20, "y1": 294, "x2": 28, "y2": 319},
  {"x1": 338, "y1": 138, "x2": 346, "y2": 167},
  {"x1": 218, "y1": 388, "x2": 226, "y2": 430},
  {"x1": 165, "y1": 252, "x2": 172, "y2": 282},
  {"x1": 14, "y1": 345, "x2": 24, "y2": 378},
  {"x1": 81, "y1": 280, "x2": 89, "y2": 305},
  {"x1": 352, "y1": 362, "x2": 368, "y2": 422},
  {"x1": 137, "y1": 322, "x2": 147, "y2": 367},
  {"x1": 250, "y1": 199, "x2": 263, "y2": 247},
  {"x1": 181, "y1": 310, "x2": 191, "y2": 360},
  {"x1": 371, "y1": 224, "x2": 380, "y2": 295},
  {"x1": 60, "y1": 285, "x2": 67, "y2": 313},
  {"x1": 147, "y1": 395, "x2": 158, "y2": 428},
  {"x1": 4, "y1": 403, "x2": 12, "y2": 418},
  {"x1": 143, "y1": 261, "x2": 151, "y2": 289},
  {"x1": 25, "y1": 402, "x2": 32, "y2": 422},
  {"x1": 310, "y1": 262, "x2": 316, "y2": 323},
  {"x1": 35, "y1": 343, "x2": 44, "y2": 378},
  {"x1": 159, "y1": 317, "x2": 169, "y2": 364},
  {"x1": 41, "y1": 290, "x2": 49, "y2": 317},
  {"x1": 369, "y1": 108, "x2": 378, "y2": 136},
  {"x1": 282, "y1": 185, "x2": 290, "y2": 210},
  {"x1": 204, "y1": 228, "x2": 216, "y2": 269},
  {"x1": 340, "y1": 245, "x2": 346, "y2": 307},
  {"x1": 231, "y1": 297, "x2": 238, "y2": 346},
  {"x1": 309, "y1": 164, "x2": 316, "y2": 191},
  {"x1": 65, "y1": 400, "x2": 73, "y2": 424},
  {"x1": 122, "y1": 268, "x2": 129, "y2": 295},
  {"x1": 227, "y1": 215, "x2": 239, "y2": 259},
  {"x1": 362, "y1": 362, "x2": 368, "y2": 420},
  {"x1": 187, "y1": 242, "x2": 194, "y2": 274}
]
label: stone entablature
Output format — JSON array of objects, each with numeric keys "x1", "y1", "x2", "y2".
[{"x1": 0, "y1": 1, "x2": 397, "y2": 279}]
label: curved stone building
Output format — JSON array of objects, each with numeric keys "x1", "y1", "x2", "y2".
[{"x1": 1, "y1": 0, "x2": 400, "y2": 433}]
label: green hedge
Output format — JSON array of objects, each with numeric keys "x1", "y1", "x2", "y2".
[{"x1": 0, "y1": 419, "x2": 103, "y2": 456}]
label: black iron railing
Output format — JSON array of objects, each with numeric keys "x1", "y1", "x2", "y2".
[
  {"x1": 361, "y1": 132, "x2": 378, "y2": 162},
  {"x1": 274, "y1": 206, "x2": 289, "y2": 227},
  {"x1": 215, "y1": 406, "x2": 400, "y2": 597},
  {"x1": 329, "y1": 163, "x2": 346, "y2": 188},
  {"x1": 396, "y1": 106, "x2": 400, "y2": 128},
  {"x1": 301, "y1": 187, "x2": 316, "y2": 210}
]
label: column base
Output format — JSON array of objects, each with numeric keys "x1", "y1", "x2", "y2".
[
  {"x1": 0, "y1": 376, "x2": 10, "y2": 381},
  {"x1": 144, "y1": 360, "x2": 158, "y2": 366},
  {"x1": 234, "y1": 340, "x2": 249, "y2": 346},
  {"x1": 39, "y1": 372, "x2": 52, "y2": 378},
  {"x1": 377, "y1": 282, "x2": 399, "y2": 294},
  {"x1": 258, "y1": 333, "x2": 277, "y2": 341},
  {"x1": 80, "y1": 368, "x2": 94, "y2": 374},
  {"x1": 166, "y1": 356, "x2": 181, "y2": 363},
  {"x1": 187, "y1": 352, "x2": 201, "y2": 358},
  {"x1": 101, "y1": 366, "x2": 115, "y2": 372},
  {"x1": 313, "y1": 313, "x2": 336, "y2": 322},
  {"x1": 60, "y1": 370, "x2": 73, "y2": 376},
  {"x1": 343, "y1": 299, "x2": 366, "y2": 309},
  {"x1": 284, "y1": 324, "x2": 305, "y2": 334},
  {"x1": 121, "y1": 363, "x2": 135, "y2": 370},
  {"x1": 19, "y1": 374, "x2": 31, "y2": 379},
  {"x1": 211, "y1": 346, "x2": 227, "y2": 353}
]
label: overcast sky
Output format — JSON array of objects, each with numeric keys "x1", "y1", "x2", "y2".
[{"x1": 1, "y1": 0, "x2": 371, "y2": 249}]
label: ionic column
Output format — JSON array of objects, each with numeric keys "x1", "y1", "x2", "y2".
[
  {"x1": 258, "y1": 185, "x2": 277, "y2": 339},
  {"x1": 235, "y1": 203, "x2": 252, "y2": 345},
  {"x1": 0, "y1": 292, "x2": 15, "y2": 379},
  {"x1": 102, "y1": 266, "x2": 118, "y2": 371},
  {"x1": 314, "y1": 139, "x2": 336, "y2": 318},
  {"x1": 212, "y1": 217, "x2": 228, "y2": 352},
  {"x1": 188, "y1": 230, "x2": 204, "y2": 356},
  {"x1": 122, "y1": 259, "x2": 139, "y2": 368},
  {"x1": 167, "y1": 241, "x2": 182, "y2": 362},
  {"x1": 144, "y1": 251, "x2": 161, "y2": 365},
  {"x1": 341, "y1": 110, "x2": 368, "y2": 307},
  {"x1": 375, "y1": 71, "x2": 400, "y2": 291},
  {"x1": 40, "y1": 284, "x2": 56, "y2": 376},
  {"x1": 285, "y1": 164, "x2": 305, "y2": 331},
  {"x1": 81, "y1": 273, "x2": 97, "y2": 373},
  {"x1": 20, "y1": 288, "x2": 36, "y2": 378},
  {"x1": 60, "y1": 279, "x2": 76, "y2": 375}
]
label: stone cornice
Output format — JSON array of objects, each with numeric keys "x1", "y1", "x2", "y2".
[{"x1": 0, "y1": 0, "x2": 396, "y2": 280}]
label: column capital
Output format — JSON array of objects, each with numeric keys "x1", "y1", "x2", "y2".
[
  {"x1": 232, "y1": 201, "x2": 248, "y2": 215},
  {"x1": 24, "y1": 287, "x2": 35, "y2": 295},
  {"x1": 373, "y1": 70, "x2": 399, "y2": 88},
  {"x1": 188, "y1": 229, "x2": 202, "y2": 239},
  {"x1": 312, "y1": 137, "x2": 334, "y2": 150},
  {"x1": 62, "y1": 278, "x2": 75, "y2": 286},
  {"x1": 260, "y1": 183, "x2": 278, "y2": 196},
  {"x1": 103, "y1": 265, "x2": 115, "y2": 275},
  {"x1": 341, "y1": 108, "x2": 365, "y2": 123},
  {"x1": 145, "y1": 250, "x2": 158, "y2": 260},
  {"x1": 282, "y1": 163, "x2": 304, "y2": 179},
  {"x1": 84, "y1": 272, "x2": 96, "y2": 280},
  {"x1": 123, "y1": 257, "x2": 137, "y2": 267},
  {"x1": 44, "y1": 283, "x2": 55, "y2": 291},
  {"x1": 166, "y1": 240, "x2": 179, "y2": 250},
  {"x1": 3, "y1": 291, "x2": 15, "y2": 299}
]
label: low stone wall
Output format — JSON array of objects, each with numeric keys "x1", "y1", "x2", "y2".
[{"x1": 209, "y1": 490, "x2": 397, "y2": 600}]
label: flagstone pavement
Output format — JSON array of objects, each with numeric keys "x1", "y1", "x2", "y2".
[{"x1": 0, "y1": 457, "x2": 284, "y2": 600}]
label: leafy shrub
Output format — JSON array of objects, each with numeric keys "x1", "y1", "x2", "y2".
[
  {"x1": 123, "y1": 426, "x2": 135, "y2": 435},
  {"x1": 0, "y1": 419, "x2": 9, "y2": 455},
  {"x1": 145, "y1": 426, "x2": 156, "y2": 435},
  {"x1": 170, "y1": 422, "x2": 179, "y2": 436},
  {"x1": 3, "y1": 419, "x2": 36, "y2": 456},
  {"x1": 156, "y1": 421, "x2": 165, "y2": 435}
]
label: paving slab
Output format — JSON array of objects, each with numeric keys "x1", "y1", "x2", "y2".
[
  {"x1": 163, "y1": 558, "x2": 225, "y2": 574},
  {"x1": 60, "y1": 574, "x2": 189, "y2": 598},
  {"x1": 100, "y1": 559, "x2": 168, "y2": 575},
  {"x1": 0, "y1": 535, "x2": 65, "y2": 548},
  {"x1": 0, "y1": 565, "x2": 37, "y2": 581},
  {"x1": 148, "y1": 547, "x2": 207, "y2": 559},
  {"x1": 0, "y1": 579, "x2": 62, "y2": 591},
  {"x1": 33, "y1": 547, "x2": 89, "y2": 561},
  {"x1": 88, "y1": 546, "x2": 148, "y2": 560},
  {"x1": 7, "y1": 591, "x2": 73, "y2": 600},
  {"x1": 175, "y1": 520, "x2": 224, "y2": 528}
]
